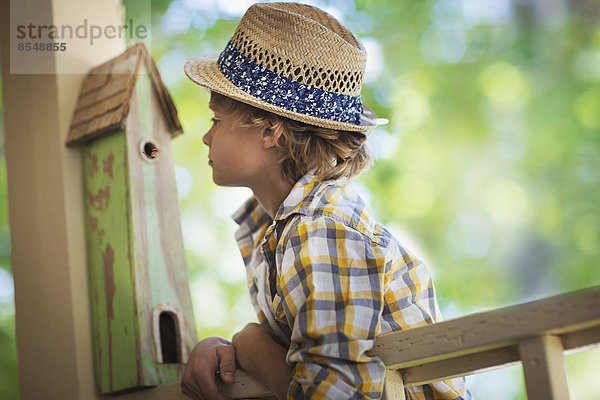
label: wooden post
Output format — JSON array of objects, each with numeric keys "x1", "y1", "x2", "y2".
[
  {"x1": 0, "y1": 0, "x2": 127, "y2": 398},
  {"x1": 382, "y1": 369, "x2": 406, "y2": 400},
  {"x1": 518, "y1": 335, "x2": 570, "y2": 400}
]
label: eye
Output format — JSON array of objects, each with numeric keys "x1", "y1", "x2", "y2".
[{"x1": 211, "y1": 117, "x2": 220, "y2": 125}]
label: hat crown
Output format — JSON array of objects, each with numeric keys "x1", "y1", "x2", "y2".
[{"x1": 229, "y1": 2, "x2": 367, "y2": 97}]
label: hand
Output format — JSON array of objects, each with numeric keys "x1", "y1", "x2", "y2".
[
  {"x1": 232, "y1": 323, "x2": 293, "y2": 400},
  {"x1": 231, "y1": 323, "x2": 267, "y2": 353},
  {"x1": 231, "y1": 323, "x2": 259, "y2": 368},
  {"x1": 180, "y1": 337, "x2": 236, "y2": 400}
]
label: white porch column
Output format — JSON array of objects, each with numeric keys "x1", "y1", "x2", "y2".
[{"x1": 0, "y1": 0, "x2": 126, "y2": 398}]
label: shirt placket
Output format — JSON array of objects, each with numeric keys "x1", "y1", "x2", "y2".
[{"x1": 256, "y1": 221, "x2": 288, "y2": 344}]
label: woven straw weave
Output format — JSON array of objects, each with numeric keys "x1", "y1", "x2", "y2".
[{"x1": 230, "y1": 3, "x2": 366, "y2": 97}]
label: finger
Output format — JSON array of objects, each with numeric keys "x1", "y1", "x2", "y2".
[
  {"x1": 217, "y1": 344, "x2": 236, "y2": 383},
  {"x1": 194, "y1": 362, "x2": 230, "y2": 400},
  {"x1": 181, "y1": 370, "x2": 205, "y2": 400},
  {"x1": 180, "y1": 380, "x2": 204, "y2": 400}
]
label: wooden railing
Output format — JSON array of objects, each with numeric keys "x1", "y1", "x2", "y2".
[
  {"x1": 116, "y1": 286, "x2": 600, "y2": 399},
  {"x1": 374, "y1": 285, "x2": 600, "y2": 399}
]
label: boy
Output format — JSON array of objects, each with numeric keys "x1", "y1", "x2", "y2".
[{"x1": 181, "y1": 3, "x2": 471, "y2": 399}]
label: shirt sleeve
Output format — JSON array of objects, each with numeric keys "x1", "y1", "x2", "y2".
[
  {"x1": 277, "y1": 216, "x2": 389, "y2": 400},
  {"x1": 276, "y1": 215, "x2": 472, "y2": 400}
]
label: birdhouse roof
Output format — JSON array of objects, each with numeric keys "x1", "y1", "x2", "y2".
[{"x1": 66, "y1": 42, "x2": 183, "y2": 146}]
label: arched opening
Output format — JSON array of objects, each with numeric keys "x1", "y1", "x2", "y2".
[{"x1": 159, "y1": 311, "x2": 180, "y2": 363}]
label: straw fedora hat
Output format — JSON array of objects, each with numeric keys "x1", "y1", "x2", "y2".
[{"x1": 184, "y1": 2, "x2": 386, "y2": 132}]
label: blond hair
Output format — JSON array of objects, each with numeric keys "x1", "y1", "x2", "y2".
[{"x1": 209, "y1": 92, "x2": 373, "y2": 183}]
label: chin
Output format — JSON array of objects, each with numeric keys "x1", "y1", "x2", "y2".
[
  {"x1": 211, "y1": 172, "x2": 226, "y2": 186},
  {"x1": 211, "y1": 171, "x2": 241, "y2": 188}
]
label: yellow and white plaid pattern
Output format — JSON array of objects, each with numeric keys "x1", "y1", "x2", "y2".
[{"x1": 232, "y1": 170, "x2": 472, "y2": 400}]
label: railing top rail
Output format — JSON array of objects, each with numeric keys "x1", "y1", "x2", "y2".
[{"x1": 374, "y1": 285, "x2": 600, "y2": 369}]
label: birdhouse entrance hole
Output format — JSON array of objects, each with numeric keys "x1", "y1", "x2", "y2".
[
  {"x1": 139, "y1": 138, "x2": 160, "y2": 163},
  {"x1": 153, "y1": 303, "x2": 189, "y2": 364},
  {"x1": 159, "y1": 311, "x2": 180, "y2": 363}
]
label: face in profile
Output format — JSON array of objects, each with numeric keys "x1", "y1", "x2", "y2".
[{"x1": 203, "y1": 95, "x2": 270, "y2": 188}]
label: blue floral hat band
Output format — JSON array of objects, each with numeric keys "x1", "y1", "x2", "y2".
[
  {"x1": 217, "y1": 40, "x2": 364, "y2": 125},
  {"x1": 183, "y1": 2, "x2": 387, "y2": 132}
]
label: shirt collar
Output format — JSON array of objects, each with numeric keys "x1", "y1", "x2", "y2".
[
  {"x1": 231, "y1": 195, "x2": 271, "y2": 242},
  {"x1": 273, "y1": 168, "x2": 327, "y2": 222},
  {"x1": 231, "y1": 168, "x2": 331, "y2": 239}
]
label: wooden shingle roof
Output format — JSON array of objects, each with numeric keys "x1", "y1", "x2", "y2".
[{"x1": 66, "y1": 42, "x2": 183, "y2": 146}]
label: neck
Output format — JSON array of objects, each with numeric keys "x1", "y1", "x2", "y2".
[{"x1": 249, "y1": 170, "x2": 294, "y2": 219}]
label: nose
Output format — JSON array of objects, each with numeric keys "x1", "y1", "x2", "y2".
[{"x1": 202, "y1": 129, "x2": 212, "y2": 147}]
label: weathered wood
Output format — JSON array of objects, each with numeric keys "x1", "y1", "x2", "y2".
[
  {"x1": 80, "y1": 63, "x2": 112, "y2": 94},
  {"x1": 401, "y1": 346, "x2": 521, "y2": 387},
  {"x1": 66, "y1": 43, "x2": 183, "y2": 147},
  {"x1": 71, "y1": 88, "x2": 130, "y2": 126},
  {"x1": 125, "y1": 64, "x2": 197, "y2": 388},
  {"x1": 390, "y1": 325, "x2": 600, "y2": 387},
  {"x1": 143, "y1": 45, "x2": 183, "y2": 135},
  {"x1": 216, "y1": 370, "x2": 273, "y2": 399},
  {"x1": 562, "y1": 325, "x2": 600, "y2": 354},
  {"x1": 519, "y1": 335, "x2": 570, "y2": 400},
  {"x1": 112, "y1": 382, "x2": 187, "y2": 400},
  {"x1": 67, "y1": 45, "x2": 143, "y2": 146},
  {"x1": 110, "y1": 371, "x2": 272, "y2": 400},
  {"x1": 68, "y1": 109, "x2": 125, "y2": 147},
  {"x1": 381, "y1": 369, "x2": 406, "y2": 400},
  {"x1": 84, "y1": 129, "x2": 139, "y2": 392},
  {"x1": 78, "y1": 52, "x2": 195, "y2": 394},
  {"x1": 374, "y1": 286, "x2": 600, "y2": 370}
]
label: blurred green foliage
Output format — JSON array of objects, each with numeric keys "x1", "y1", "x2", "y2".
[
  {"x1": 0, "y1": 70, "x2": 19, "y2": 399},
  {"x1": 0, "y1": 0, "x2": 599, "y2": 399}
]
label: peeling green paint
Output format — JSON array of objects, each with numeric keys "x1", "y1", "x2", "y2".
[
  {"x1": 82, "y1": 68, "x2": 196, "y2": 394},
  {"x1": 84, "y1": 130, "x2": 138, "y2": 393}
]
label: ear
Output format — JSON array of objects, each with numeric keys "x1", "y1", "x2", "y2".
[{"x1": 260, "y1": 119, "x2": 284, "y2": 149}]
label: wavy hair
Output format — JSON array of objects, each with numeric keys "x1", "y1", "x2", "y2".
[{"x1": 209, "y1": 92, "x2": 373, "y2": 183}]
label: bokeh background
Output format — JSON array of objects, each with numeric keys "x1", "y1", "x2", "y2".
[{"x1": 1, "y1": 0, "x2": 599, "y2": 398}]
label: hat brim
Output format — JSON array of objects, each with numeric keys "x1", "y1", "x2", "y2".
[{"x1": 184, "y1": 55, "x2": 386, "y2": 133}]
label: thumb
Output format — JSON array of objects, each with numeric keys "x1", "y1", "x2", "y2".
[{"x1": 217, "y1": 344, "x2": 236, "y2": 384}]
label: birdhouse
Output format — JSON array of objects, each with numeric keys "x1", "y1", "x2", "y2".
[{"x1": 65, "y1": 42, "x2": 197, "y2": 394}]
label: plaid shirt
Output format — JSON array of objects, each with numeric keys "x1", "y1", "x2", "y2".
[{"x1": 232, "y1": 170, "x2": 471, "y2": 400}]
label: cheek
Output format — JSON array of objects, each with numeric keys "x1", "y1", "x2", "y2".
[
  {"x1": 210, "y1": 131, "x2": 231, "y2": 156},
  {"x1": 212, "y1": 126, "x2": 265, "y2": 171},
  {"x1": 230, "y1": 131, "x2": 263, "y2": 160},
  {"x1": 229, "y1": 146, "x2": 261, "y2": 171}
]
